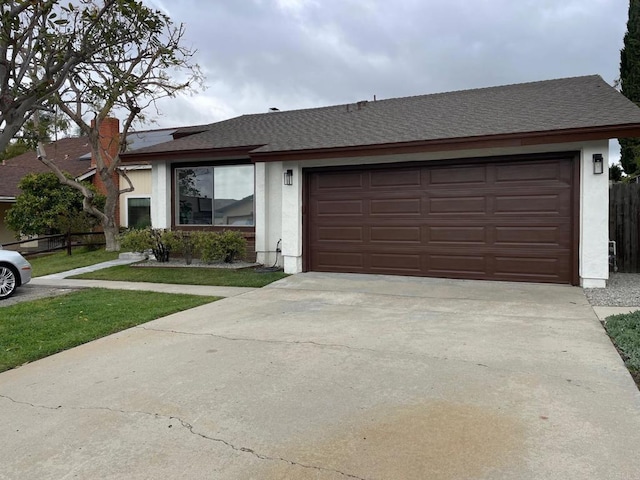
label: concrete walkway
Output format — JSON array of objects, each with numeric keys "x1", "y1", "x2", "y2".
[
  {"x1": 35, "y1": 257, "x2": 143, "y2": 279},
  {"x1": 2, "y1": 272, "x2": 640, "y2": 479},
  {"x1": 592, "y1": 306, "x2": 640, "y2": 321},
  {"x1": 30, "y1": 257, "x2": 255, "y2": 297},
  {"x1": 30, "y1": 277, "x2": 254, "y2": 297}
]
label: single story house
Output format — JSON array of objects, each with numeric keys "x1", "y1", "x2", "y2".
[
  {"x1": 0, "y1": 124, "x2": 184, "y2": 244},
  {"x1": 121, "y1": 75, "x2": 640, "y2": 287}
]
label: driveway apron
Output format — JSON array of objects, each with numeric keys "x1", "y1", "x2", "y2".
[{"x1": 1, "y1": 272, "x2": 639, "y2": 480}]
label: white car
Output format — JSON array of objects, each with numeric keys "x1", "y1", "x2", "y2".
[{"x1": 0, "y1": 249, "x2": 32, "y2": 300}]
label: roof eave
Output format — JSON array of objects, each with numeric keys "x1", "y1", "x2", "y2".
[
  {"x1": 120, "y1": 145, "x2": 263, "y2": 163},
  {"x1": 249, "y1": 124, "x2": 640, "y2": 162}
]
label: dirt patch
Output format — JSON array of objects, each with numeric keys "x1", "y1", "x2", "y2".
[{"x1": 255, "y1": 401, "x2": 526, "y2": 480}]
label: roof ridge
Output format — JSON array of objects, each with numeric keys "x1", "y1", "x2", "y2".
[{"x1": 236, "y1": 74, "x2": 606, "y2": 118}]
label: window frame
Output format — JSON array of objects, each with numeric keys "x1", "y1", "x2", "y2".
[
  {"x1": 171, "y1": 161, "x2": 256, "y2": 231},
  {"x1": 125, "y1": 195, "x2": 152, "y2": 229}
]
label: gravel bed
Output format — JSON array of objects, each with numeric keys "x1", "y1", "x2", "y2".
[
  {"x1": 131, "y1": 259, "x2": 260, "y2": 269},
  {"x1": 584, "y1": 273, "x2": 640, "y2": 307}
]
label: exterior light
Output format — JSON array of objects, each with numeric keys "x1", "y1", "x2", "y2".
[
  {"x1": 284, "y1": 169, "x2": 293, "y2": 186},
  {"x1": 593, "y1": 154, "x2": 604, "y2": 175}
]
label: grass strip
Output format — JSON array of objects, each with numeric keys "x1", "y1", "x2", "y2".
[
  {"x1": 0, "y1": 288, "x2": 218, "y2": 372},
  {"x1": 28, "y1": 248, "x2": 120, "y2": 277},
  {"x1": 71, "y1": 264, "x2": 288, "y2": 288},
  {"x1": 605, "y1": 310, "x2": 640, "y2": 388}
]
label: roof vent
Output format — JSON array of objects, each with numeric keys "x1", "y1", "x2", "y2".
[
  {"x1": 269, "y1": 107, "x2": 280, "y2": 112},
  {"x1": 357, "y1": 100, "x2": 368, "y2": 110}
]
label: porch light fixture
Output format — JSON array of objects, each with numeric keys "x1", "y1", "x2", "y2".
[
  {"x1": 593, "y1": 154, "x2": 604, "y2": 175},
  {"x1": 284, "y1": 169, "x2": 293, "y2": 186}
]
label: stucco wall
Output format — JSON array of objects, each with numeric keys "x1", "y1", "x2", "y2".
[
  {"x1": 119, "y1": 168, "x2": 152, "y2": 228},
  {"x1": 579, "y1": 141, "x2": 610, "y2": 288},
  {"x1": 255, "y1": 162, "x2": 283, "y2": 266}
]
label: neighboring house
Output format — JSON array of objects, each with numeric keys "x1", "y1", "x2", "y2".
[
  {"x1": 0, "y1": 123, "x2": 182, "y2": 244},
  {"x1": 0, "y1": 137, "x2": 93, "y2": 244},
  {"x1": 120, "y1": 75, "x2": 640, "y2": 287}
]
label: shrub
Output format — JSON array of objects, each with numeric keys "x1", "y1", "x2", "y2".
[
  {"x1": 192, "y1": 230, "x2": 247, "y2": 264},
  {"x1": 120, "y1": 228, "x2": 171, "y2": 262},
  {"x1": 216, "y1": 230, "x2": 247, "y2": 263},
  {"x1": 164, "y1": 230, "x2": 194, "y2": 265}
]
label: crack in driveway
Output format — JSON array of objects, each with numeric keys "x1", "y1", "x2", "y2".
[
  {"x1": 0, "y1": 393, "x2": 369, "y2": 480},
  {"x1": 138, "y1": 325, "x2": 376, "y2": 353}
]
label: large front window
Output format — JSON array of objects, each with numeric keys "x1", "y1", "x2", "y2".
[{"x1": 176, "y1": 165, "x2": 254, "y2": 226}]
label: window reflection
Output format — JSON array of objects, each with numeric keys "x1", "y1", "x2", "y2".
[{"x1": 176, "y1": 165, "x2": 254, "y2": 226}]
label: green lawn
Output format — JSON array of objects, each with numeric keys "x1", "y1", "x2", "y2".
[
  {"x1": 605, "y1": 311, "x2": 640, "y2": 388},
  {"x1": 28, "y1": 248, "x2": 120, "y2": 277},
  {"x1": 0, "y1": 289, "x2": 219, "y2": 372},
  {"x1": 71, "y1": 265, "x2": 288, "y2": 288}
]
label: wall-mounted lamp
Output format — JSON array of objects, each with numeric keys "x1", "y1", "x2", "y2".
[
  {"x1": 593, "y1": 154, "x2": 604, "y2": 175},
  {"x1": 284, "y1": 169, "x2": 293, "y2": 186}
]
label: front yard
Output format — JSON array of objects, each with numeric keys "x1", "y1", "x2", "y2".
[
  {"x1": 27, "y1": 248, "x2": 120, "y2": 277},
  {"x1": 0, "y1": 288, "x2": 218, "y2": 372},
  {"x1": 71, "y1": 264, "x2": 288, "y2": 288}
]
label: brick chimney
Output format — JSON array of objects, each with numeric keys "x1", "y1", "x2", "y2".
[{"x1": 91, "y1": 117, "x2": 121, "y2": 226}]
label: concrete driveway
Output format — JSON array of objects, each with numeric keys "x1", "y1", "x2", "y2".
[{"x1": 1, "y1": 273, "x2": 639, "y2": 479}]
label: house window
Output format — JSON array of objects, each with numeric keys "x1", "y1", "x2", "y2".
[
  {"x1": 127, "y1": 197, "x2": 151, "y2": 229},
  {"x1": 176, "y1": 165, "x2": 254, "y2": 226}
]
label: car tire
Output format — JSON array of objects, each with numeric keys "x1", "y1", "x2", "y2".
[{"x1": 0, "y1": 264, "x2": 18, "y2": 300}]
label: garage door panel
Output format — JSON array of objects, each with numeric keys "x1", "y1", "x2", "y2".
[
  {"x1": 429, "y1": 196, "x2": 486, "y2": 214},
  {"x1": 429, "y1": 254, "x2": 487, "y2": 275},
  {"x1": 370, "y1": 253, "x2": 422, "y2": 273},
  {"x1": 494, "y1": 255, "x2": 569, "y2": 281},
  {"x1": 314, "y1": 199, "x2": 363, "y2": 216},
  {"x1": 314, "y1": 172, "x2": 364, "y2": 191},
  {"x1": 494, "y1": 193, "x2": 570, "y2": 215},
  {"x1": 315, "y1": 226, "x2": 363, "y2": 242},
  {"x1": 495, "y1": 162, "x2": 562, "y2": 183},
  {"x1": 428, "y1": 226, "x2": 486, "y2": 244},
  {"x1": 430, "y1": 165, "x2": 486, "y2": 185},
  {"x1": 370, "y1": 198, "x2": 422, "y2": 215},
  {"x1": 369, "y1": 169, "x2": 422, "y2": 188},
  {"x1": 315, "y1": 252, "x2": 364, "y2": 270},
  {"x1": 370, "y1": 226, "x2": 422, "y2": 243},
  {"x1": 495, "y1": 225, "x2": 570, "y2": 247},
  {"x1": 307, "y1": 155, "x2": 575, "y2": 284}
]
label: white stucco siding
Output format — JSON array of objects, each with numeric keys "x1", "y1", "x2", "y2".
[
  {"x1": 579, "y1": 141, "x2": 610, "y2": 288},
  {"x1": 151, "y1": 160, "x2": 171, "y2": 229},
  {"x1": 255, "y1": 162, "x2": 283, "y2": 266},
  {"x1": 281, "y1": 163, "x2": 303, "y2": 273},
  {"x1": 266, "y1": 141, "x2": 611, "y2": 286}
]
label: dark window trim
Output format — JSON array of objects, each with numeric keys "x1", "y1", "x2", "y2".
[{"x1": 171, "y1": 160, "x2": 256, "y2": 233}]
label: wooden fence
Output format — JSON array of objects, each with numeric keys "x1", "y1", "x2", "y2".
[
  {"x1": 0, "y1": 232, "x2": 105, "y2": 256},
  {"x1": 610, "y1": 183, "x2": 640, "y2": 273}
]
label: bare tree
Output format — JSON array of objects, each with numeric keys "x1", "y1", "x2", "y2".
[
  {"x1": 0, "y1": 0, "x2": 120, "y2": 150},
  {"x1": 5, "y1": 1, "x2": 202, "y2": 250}
]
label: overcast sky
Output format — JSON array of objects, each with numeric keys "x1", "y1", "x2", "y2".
[{"x1": 145, "y1": 0, "x2": 630, "y2": 163}]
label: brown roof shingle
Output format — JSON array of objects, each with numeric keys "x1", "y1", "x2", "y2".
[
  {"x1": 0, "y1": 137, "x2": 92, "y2": 197},
  {"x1": 123, "y1": 75, "x2": 640, "y2": 159}
]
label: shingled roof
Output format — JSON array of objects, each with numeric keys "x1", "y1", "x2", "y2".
[
  {"x1": 0, "y1": 137, "x2": 92, "y2": 198},
  {"x1": 122, "y1": 75, "x2": 640, "y2": 161}
]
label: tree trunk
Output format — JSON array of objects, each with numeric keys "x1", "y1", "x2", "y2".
[{"x1": 103, "y1": 222, "x2": 120, "y2": 251}]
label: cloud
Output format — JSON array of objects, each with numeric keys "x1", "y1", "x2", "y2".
[{"x1": 142, "y1": 0, "x2": 629, "y2": 127}]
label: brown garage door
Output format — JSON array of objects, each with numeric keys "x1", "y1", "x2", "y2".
[{"x1": 305, "y1": 154, "x2": 577, "y2": 284}]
